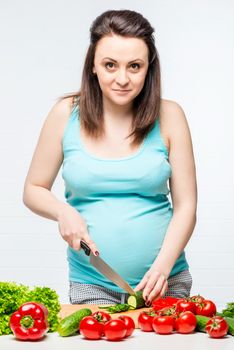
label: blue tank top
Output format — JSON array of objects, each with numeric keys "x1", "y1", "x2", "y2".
[{"x1": 62, "y1": 105, "x2": 189, "y2": 292}]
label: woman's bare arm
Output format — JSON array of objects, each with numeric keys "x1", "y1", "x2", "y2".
[{"x1": 23, "y1": 97, "x2": 73, "y2": 220}]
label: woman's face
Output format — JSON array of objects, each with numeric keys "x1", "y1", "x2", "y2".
[{"x1": 93, "y1": 34, "x2": 149, "y2": 107}]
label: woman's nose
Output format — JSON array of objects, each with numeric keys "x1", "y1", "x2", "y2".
[{"x1": 115, "y1": 69, "x2": 130, "y2": 86}]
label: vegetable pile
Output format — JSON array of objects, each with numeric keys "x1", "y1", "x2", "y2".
[
  {"x1": 137, "y1": 294, "x2": 234, "y2": 338},
  {"x1": 0, "y1": 282, "x2": 60, "y2": 336},
  {"x1": 57, "y1": 308, "x2": 135, "y2": 341},
  {"x1": 56, "y1": 291, "x2": 234, "y2": 341}
]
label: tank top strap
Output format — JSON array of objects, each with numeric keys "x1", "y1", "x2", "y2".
[
  {"x1": 62, "y1": 102, "x2": 80, "y2": 152},
  {"x1": 145, "y1": 118, "x2": 169, "y2": 158}
]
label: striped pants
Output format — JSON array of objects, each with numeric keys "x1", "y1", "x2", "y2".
[{"x1": 69, "y1": 269, "x2": 193, "y2": 304}]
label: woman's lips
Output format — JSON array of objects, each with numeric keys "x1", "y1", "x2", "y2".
[{"x1": 113, "y1": 89, "x2": 131, "y2": 94}]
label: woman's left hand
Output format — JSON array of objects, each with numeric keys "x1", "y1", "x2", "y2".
[{"x1": 134, "y1": 267, "x2": 169, "y2": 304}]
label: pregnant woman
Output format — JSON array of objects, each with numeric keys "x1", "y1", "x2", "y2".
[{"x1": 23, "y1": 9, "x2": 197, "y2": 305}]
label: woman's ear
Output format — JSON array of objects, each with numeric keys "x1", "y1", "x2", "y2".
[{"x1": 92, "y1": 67, "x2": 96, "y2": 74}]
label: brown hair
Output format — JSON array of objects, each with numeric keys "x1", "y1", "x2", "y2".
[{"x1": 59, "y1": 9, "x2": 161, "y2": 146}]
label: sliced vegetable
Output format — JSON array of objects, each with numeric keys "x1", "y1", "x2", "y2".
[
  {"x1": 127, "y1": 291, "x2": 145, "y2": 309},
  {"x1": 99, "y1": 304, "x2": 132, "y2": 314},
  {"x1": 57, "y1": 308, "x2": 92, "y2": 337},
  {"x1": 152, "y1": 297, "x2": 179, "y2": 311},
  {"x1": 9, "y1": 302, "x2": 49, "y2": 341}
]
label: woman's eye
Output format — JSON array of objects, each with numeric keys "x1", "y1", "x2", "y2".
[
  {"x1": 131, "y1": 63, "x2": 140, "y2": 70},
  {"x1": 104, "y1": 62, "x2": 141, "y2": 70},
  {"x1": 105, "y1": 62, "x2": 115, "y2": 69}
]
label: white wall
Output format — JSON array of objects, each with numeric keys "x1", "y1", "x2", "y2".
[{"x1": 1, "y1": 0, "x2": 233, "y2": 309}]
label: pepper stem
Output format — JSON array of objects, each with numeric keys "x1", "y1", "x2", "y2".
[{"x1": 20, "y1": 315, "x2": 34, "y2": 329}]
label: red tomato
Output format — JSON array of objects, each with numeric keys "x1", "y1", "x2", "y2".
[
  {"x1": 138, "y1": 311, "x2": 156, "y2": 332},
  {"x1": 195, "y1": 300, "x2": 217, "y2": 317},
  {"x1": 189, "y1": 295, "x2": 205, "y2": 304},
  {"x1": 104, "y1": 319, "x2": 127, "y2": 341},
  {"x1": 79, "y1": 316, "x2": 103, "y2": 340},
  {"x1": 205, "y1": 316, "x2": 228, "y2": 338},
  {"x1": 92, "y1": 311, "x2": 111, "y2": 323},
  {"x1": 156, "y1": 306, "x2": 177, "y2": 317},
  {"x1": 176, "y1": 299, "x2": 196, "y2": 314},
  {"x1": 118, "y1": 316, "x2": 135, "y2": 337},
  {"x1": 175, "y1": 311, "x2": 197, "y2": 334},
  {"x1": 152, "y1": 315, "x2": 175, "y2": 334}
]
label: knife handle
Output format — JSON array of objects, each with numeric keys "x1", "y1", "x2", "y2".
[{"x1": 80, "y1": 240, "x2": 91, "y2": 256}]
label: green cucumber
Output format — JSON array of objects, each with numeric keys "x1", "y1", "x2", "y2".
[
  {"x1": 196, "y1": 315, "x2": 234, "y2": 336},
  {"x1": 127, "y1": 291, "x2": 145, "y2": 309},
  {"x1": 195, "y1": 315, "x2": 210, "y2": 332},
  {"x1": 223, "y1": 316, "x2": 234, "y2": 336},
  {"x1": 57, "y1": 308, "x2": 92, "y2": 337}
]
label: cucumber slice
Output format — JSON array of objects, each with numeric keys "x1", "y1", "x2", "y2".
[{"x1": 127, "y1": 291, "x2": 145, "y2": 309}]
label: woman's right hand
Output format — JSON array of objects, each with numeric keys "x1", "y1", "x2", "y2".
[{"x1": 57, "y1": 203, "x2": 99, "y2": 255}]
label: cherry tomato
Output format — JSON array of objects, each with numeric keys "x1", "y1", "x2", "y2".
[
  {"x1": 152, "y1": 315, "x2": 175, "y2": 334},
  {"x1": 118, "y1": 316, "x2": 135, "y2": 337},
  {"x1": 104, "y1": 319, "x2": 127, "y2": 341},
  {"x1": 92, "y1": 311, "x2": 111, "y2": 323},
  {"x1": 138, "y1": 311, "x2": 156, "y2": 332},
  {"x1": 205, "y1": 316, "x2": 228, "y2": 338},
  {"x1": 176, "y1": 299, "x2": 196, "y2": 314},
  {"x1": 79, "y1": 316, "x2": 103, "y2": 340},
  {"x1": 175, "y1": 311, "x2": 197, "y2": 334},
  {"x1": 195, "y1": 300, "x2": 217, "y2": 317}
]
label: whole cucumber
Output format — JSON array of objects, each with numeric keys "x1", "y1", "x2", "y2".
[
  {"x1": 195, "y1": 315, "x2": 210, "y2": 332},
  {"x1": 57, "y1": 308, "x2": 92, "y2": 337}
]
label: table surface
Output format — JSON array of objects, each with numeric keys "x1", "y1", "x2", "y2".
[{"x1": 1, "y1": 330, "x2": 234, "y2": 350}]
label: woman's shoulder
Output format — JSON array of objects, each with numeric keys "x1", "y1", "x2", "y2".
[
  {"x1": 50, "y1": 96, "x2": 75, "y2": 120},
  {"x1": 159, "y1": 99, "x2": 186, "y2": 123},
  {"x1": 39, "y1": 97, "x2": 73, "y2": 140},
  {"x1": 158, "y1": 99, "x2": 189, "y2": 151},
  {"x1": 159, "y1": 98, "x2": 188, "y2": 132}
]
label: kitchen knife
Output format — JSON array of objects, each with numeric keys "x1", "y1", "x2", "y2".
[{"x1": 80, "y1": 240, "x2": 135, "y2": 295}]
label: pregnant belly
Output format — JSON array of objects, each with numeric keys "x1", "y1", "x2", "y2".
[{"x1": 76, "y1": 202, "x2": 173, "y2": 284}]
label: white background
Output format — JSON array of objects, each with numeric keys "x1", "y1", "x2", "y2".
[{"x1": 0, "y1": 0, "x2": 233, "y2": 308}]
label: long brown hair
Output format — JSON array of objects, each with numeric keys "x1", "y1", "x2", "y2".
[{"x1": 59, "y1": 9, "x2": 161, "y2": 146}]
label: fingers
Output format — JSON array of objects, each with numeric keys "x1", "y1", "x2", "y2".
[
  {"x1": 82, "y1": 233, "x2": 99, "y2": 256},
  {"x1": 134, "y1": 274, "x2": 149, "y2": 298},
  {"x1": 58, "y1": 223, "x2": 99, "y2": 255},
  {"x1": 148, "y1": 278, "x2": 168, "y2": 303},
  {"x1": 135, "y1": 270, "x2": 168, "y2": 304}
]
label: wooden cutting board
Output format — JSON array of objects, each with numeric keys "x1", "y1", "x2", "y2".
[{"x1": 60, "y1": 304, "x2": 152, "y2": 328}]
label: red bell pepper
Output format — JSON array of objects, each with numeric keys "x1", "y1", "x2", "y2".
[
  {"x1": 152, "y1": 297, "x2": 180, "y2": 312},
  {"x1": 9, "y1": 302, "x2": 49, "y2": 340}
]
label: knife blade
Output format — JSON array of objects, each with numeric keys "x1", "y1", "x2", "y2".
[{"x1": 80, "y1": 240, "x2": 135, "y2": 295}]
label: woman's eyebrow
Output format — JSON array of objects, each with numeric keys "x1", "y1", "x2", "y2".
[{"x1": 102, "y1": 57, "x2": 145, "y2": 63}]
